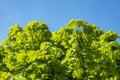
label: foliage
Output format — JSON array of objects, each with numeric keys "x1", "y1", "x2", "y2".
[{"x1": 0, "y1": 19, "x2": 120, "y2": 80}]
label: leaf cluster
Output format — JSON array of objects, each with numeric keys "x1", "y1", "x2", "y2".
[{"x1": 0, "y1": 19, "x2": 120, "y2": 80}]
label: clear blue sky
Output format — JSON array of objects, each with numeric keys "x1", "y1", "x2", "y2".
[{"x1": 0, "y1": 0, "x2": 120, "y2": 44}]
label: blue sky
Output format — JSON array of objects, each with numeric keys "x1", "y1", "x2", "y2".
[{"x1": 0, "y1": 0, "x2": 120, "y2": 44}]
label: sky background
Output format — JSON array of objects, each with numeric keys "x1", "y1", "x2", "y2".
[{"x1": 0, "y1": 0, "x2": 120, "y2": 44}]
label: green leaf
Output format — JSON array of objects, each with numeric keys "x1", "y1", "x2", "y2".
[{"x1": 72, "y1": 69, "x2": 83, "y2": 79}]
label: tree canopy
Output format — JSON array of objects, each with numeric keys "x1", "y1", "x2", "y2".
[{"x1": 0, "y1": 19, "x2": 120, "y2": 80}]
